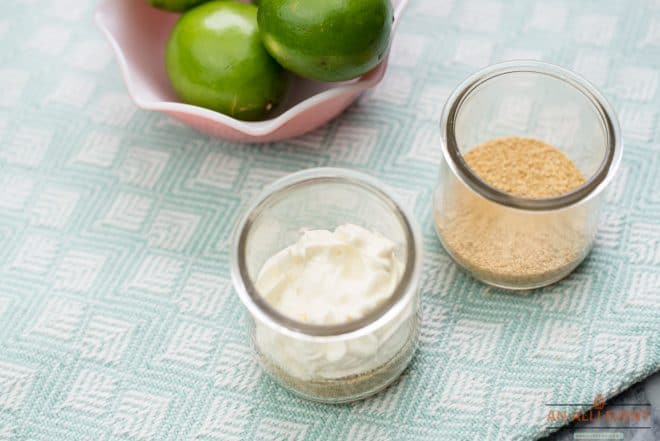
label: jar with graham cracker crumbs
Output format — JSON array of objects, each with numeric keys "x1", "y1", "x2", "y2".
[{"x1": 433, "y1": 61, "x2": 623, "y2": 290}]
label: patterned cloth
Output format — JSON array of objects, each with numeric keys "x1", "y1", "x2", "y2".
[{"x1": 0, "y1": 0, "x2": 659, "y2": 440}]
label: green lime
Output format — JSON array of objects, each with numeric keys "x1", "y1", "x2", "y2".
[
  {"x1": 258, "y1": 0, "x2": 393, "y2": 82},
  {"x1": 166, "y1": 1, "x2": 288, "y2": 121},
  {"x1": 146, "y1": 0, "x2": 209, "y2": 12}
]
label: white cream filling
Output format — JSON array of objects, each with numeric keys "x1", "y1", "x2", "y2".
[{"x1": 254, "y1": 224, "x2": 413, "y2": 380}]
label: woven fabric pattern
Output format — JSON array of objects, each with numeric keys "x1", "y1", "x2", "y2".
[{"x1": 0, "y1": 0, "x2": 659, "y2": 440}]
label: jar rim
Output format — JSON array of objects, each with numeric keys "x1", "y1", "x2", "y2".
[
  {"x1": 230, "y1": 167, "x2": 422, "y2": 339},
  {"x1": 440, "y1": 60, "x2": 623, "y2": 211}
]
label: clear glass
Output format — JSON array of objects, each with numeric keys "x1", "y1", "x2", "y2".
[
  {"x1": 433, "y1": 61, "x2": 622, "y2": 290},
  {"x1": 231, "y1": 168, "x2": 422, "y2": 403}
]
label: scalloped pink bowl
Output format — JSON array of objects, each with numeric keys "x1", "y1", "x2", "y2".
[{"x1": 95, "y1": 0, "x2": 409, "y2": 143}]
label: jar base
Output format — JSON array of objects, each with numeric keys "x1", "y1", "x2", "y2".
[
  {"x1": 459, "y1": 256, "x2": 588, "y2": 291},
  {"x1": 258, "y1": 330, "x2": 418, "y2": 404},
  {"x1": 433, "y1": 215, "x2": 593, "y2": 290}
]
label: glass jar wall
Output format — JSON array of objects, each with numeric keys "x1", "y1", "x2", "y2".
[{"x1": 433, "y1": 61, "x2": 622, "y2": 290}]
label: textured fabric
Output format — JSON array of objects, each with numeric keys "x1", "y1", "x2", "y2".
[{"x1": 0, "y1": 0, "x2": 659, "y2": 440}]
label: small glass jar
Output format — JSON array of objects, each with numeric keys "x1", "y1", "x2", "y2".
[
  {"x1": 231, "y1": 168, "x2": 422, "y2": 403},
  {"x1": 433, "y1": 61, "x2": 622, "y2": 290}
]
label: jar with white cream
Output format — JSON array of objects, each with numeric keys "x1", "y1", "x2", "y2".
[{"x1": 231, "y1": 168, "x2": 422, "y2": 403}]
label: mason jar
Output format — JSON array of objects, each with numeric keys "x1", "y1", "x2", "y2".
[
  {"x1": 231, "y1": 168, "x2": 422, "y2": 403},
  {"x1": 433, "y1": 61, "x2": 622, "y2": 290}
]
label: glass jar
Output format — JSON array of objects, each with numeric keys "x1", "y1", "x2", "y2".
[
  {"x1": 231, "y1": 168, "x2": 422, "y2": 403},
  {"x1": 433, "y1": 61, "x2": 622, "y2": 290}
]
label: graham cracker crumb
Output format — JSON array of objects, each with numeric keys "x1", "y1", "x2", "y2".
[
  {"x1": 463, "y1": 137, "x2": 586, "y2": 198},
  {"x1": 435, "y1": 136, "x2": 591, "y2": 288}
]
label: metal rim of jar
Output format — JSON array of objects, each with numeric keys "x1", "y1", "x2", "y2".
[
  {"x1": 230, "y1": 167, "x2": 422, "y2": 340},
  {"x1": 440, "y1": 60, "x2": 623, "y2": 211}
]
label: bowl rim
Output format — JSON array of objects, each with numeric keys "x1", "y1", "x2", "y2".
[{"x1": 94, "y1": 0, "x2": 410, "y2": 137}]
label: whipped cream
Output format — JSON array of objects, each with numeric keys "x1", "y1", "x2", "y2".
[
  {"x1": 255, "y1": 224, "x2": 404, "y2": 325},
  {"x1": 255, "y1": 224, "x2": 414, "y2": 380}
]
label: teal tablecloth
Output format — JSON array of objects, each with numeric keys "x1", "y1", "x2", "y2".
[{"x1": 1, "y1": 1, "x2": 659, "y2": 440}]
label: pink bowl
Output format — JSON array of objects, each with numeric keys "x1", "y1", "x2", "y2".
[{"x1": 95, "y1": 0, "x2": 409, "y2": 143}]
